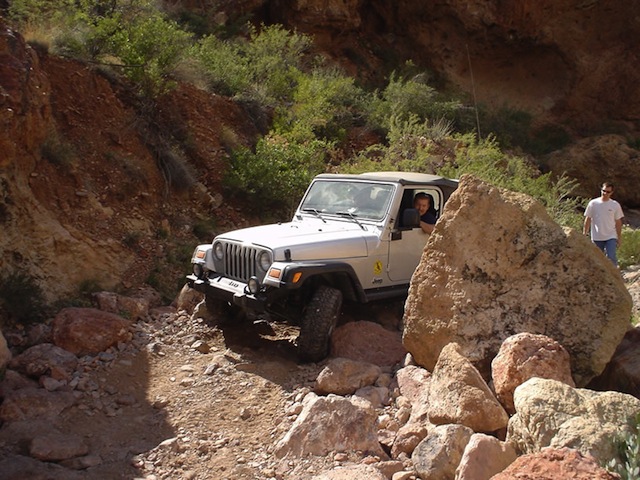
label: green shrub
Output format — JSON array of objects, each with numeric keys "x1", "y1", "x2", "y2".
[
  {"x1": 103, "y1": 13, "x2": 192, "y2": 96},
  {"x1": 243, "y1": 24, "x2": 312, "y2": 103},
  {"x1": 155, "y1": 147, "x2": 197, "y2": 192},
  {"x1": 478, "y1": 105, "x2": 532, "y2": 150},
  {"x1": 604, "y1": 414, "x2": 640, "y2": 479},
  {"x1": 341, "y1": 131, "x2": 582, "y2": 228},
  {"x1": 41, "y1": 131, "x2": 76, "y2": 167},
  {"x1": 0, "y1": 273, "x2": 48, "y2": 326},
  {"x1": 227, "y1": 134, "x2": 330, "y2": 215},
  {"x1": 618, "y1": 227, "x2": 640, "y2": 270},
  {"x1": 340, "y1": 114, "x2": 454, "y2": 175},
  {"x1": 192, "y1": 218, "x2": 218, "y2": 242},
  {"x1": 438, "y1": 134, "x2": 583, "y2": 228},
  {"x1": 274, "y1": 67, "x2": 366, "y2": 142},
  {"x1": 366, "y1": 72, "x2": 463, "y2": 131},
  {"x1": 189, "y1": 35, "x2": 250, "y2": 96}
]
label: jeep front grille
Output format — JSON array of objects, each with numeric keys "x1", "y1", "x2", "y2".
[{"x1": 221, "y1": 242, "x2": 261, "y2": 282}]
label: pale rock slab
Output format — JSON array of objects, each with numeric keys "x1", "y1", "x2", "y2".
[{"x1": 331, "y1": 320, "x2": 406, "y2": 367}]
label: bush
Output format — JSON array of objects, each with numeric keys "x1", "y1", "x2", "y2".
[
  {"x1": 227, "y1": 134, "x2": 330, "y2": 215},
  {"x1": 274, "y1": 67, "x2": 366, "y2": 142},
  {"x1": 604, "y1": 414, "x2": 640, "y2": 479},
  {"x1": 341, "y1": 115, "x2": 454, "y2": 175},
  {"x1": 366, "y1": 72, "x2": 463, "y2": 131},
  {"x1": 341, "y1": 131, "x2": 582, "y2": 228},
  {"x1": 189, "y1": 35, "x2": 250, "y2": 96},
  {"x1": 438, "y1": 134, "x2": 583, "y2": 228},
  {"x1": 192, "y1": 23, "x2": 312, "y2": 105},
  {"x1": 0, "y1": 273, "x2": 48, "y2": 326},
  {"x1": 41, "y1": 131, "x2": 76, "y2": 167},
  {"x1": 103, "y1": 13, "x2": 192, "y2": 96},
  {"x1": 618, "y1": 227, "x2": 640, "y2": 270}
]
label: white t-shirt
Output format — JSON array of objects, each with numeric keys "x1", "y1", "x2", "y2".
[{"x1": 584, "y1": 197, "x2": 624, "y2": 241}]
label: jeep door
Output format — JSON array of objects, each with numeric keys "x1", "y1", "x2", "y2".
[{"x1": 387, "y1": 186, "x2": 444, "y2": 282}]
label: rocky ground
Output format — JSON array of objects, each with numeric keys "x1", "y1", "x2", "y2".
[{"x1": 0, "y1": 300, "x2": 406, "y2": 480}]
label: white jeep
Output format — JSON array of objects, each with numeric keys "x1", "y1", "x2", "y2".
[{"x1": 186, "y1": 172, "x2": 458, "y2": 362}]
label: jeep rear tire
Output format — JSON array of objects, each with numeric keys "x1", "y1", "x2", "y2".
[{"x1": 297, "y1": 285, "x2": 343, "y2": 363}]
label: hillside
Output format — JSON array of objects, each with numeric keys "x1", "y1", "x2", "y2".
[{"x1": 1, "y1": 0, "x2": 640, "y2": 307}]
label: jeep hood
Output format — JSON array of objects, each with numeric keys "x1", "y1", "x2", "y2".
[{"x1": 215, "y1": 220, "x2": 377, "y2": 260}]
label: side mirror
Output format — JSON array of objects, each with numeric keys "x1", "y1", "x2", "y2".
[{"x1": 402, "y1": 208, "x2": 420, "y2": 228}]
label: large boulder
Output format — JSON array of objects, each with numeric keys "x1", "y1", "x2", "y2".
[
  {"x1": 403, "y1": 175, "x2": 632, "y2": 386},
  {"x1": 507, "y1": 377, "x2": 640, "y2": 462}
]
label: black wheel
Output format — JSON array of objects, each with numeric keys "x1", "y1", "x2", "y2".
[
  {"x1": 297, "y1": 285, "x2": 343, "y2": 363},
  {"x1": 205, "y1": 295, "x2": 240, "y2": 326}
]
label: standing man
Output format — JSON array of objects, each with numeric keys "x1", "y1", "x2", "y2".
[{"x1": 584, "y1": 182, "x2": 624, "y2": 266}]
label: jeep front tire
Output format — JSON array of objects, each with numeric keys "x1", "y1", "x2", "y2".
[{"x1": 297, "y1": 285, "x2": 343, "y2": 363}]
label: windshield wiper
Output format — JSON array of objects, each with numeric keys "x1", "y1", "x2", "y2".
[
  {"x1": 302, "y1": 208, "x2": 327, "y2": 223},
  {"x1": 336, "y1": 211, "x2": 366, "y2": 230}
]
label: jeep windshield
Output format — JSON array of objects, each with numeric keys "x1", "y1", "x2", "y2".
[{"x1": 299, "y1": 180, "x2": 395, "y2": 221}]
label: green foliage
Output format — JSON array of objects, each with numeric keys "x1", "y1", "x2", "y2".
[
  {"x1": 189, "y1": 35, "x2": 250, "y2": 96},
  {"x1": 439, "y1": 134, "x2": 583, "y2": 228},
  {"x1": 478, "y1": 106, "x2": 571, "y2": 155},
  {"x1": 155, "y1": 147, "x2": 197, "y2": 192},
  {"x1": 102, "y1": 13, "x2": 192, "y2": 95},
  {"x1": 618, "y1": 227, "x2": 640, "y2": 270},
  {"x1": 41, "y1": 131, "x2": 76, "y2": 167},
  {"x1": 604, "y1": 414, "x2": 640, "y2": 480},
  {"x1": 340, "y1": 114, "x2": 454, "y2": 175},
  {"x1": 9, "y1": 0, "x2": 191, "y2": 97},
  {"x1": 274, "y1": 67, "x2": 365, "y2": 142},
  {"x1": 478, "y1": 105, "x2": 532, "y2": 150},
  {"x1": 367, "y1": 72, "x2": 463, "y2": 131},
  {"x1": 227, "y1": 134, "x2": 330, "y2": 215},
  {"x1": 244, "y1": 24, "x2": 311, "y2": 103},
  {"x1": 0, "y1": 273, "x2": 48, "y2": 326},
  {"x1": 628, "y1": 137, "x2": 640, "y2": 150},
  {"x1": 7, "y1": 0, "x2": 76, "y2": 25},
  {"x1": 341, "y1": 130, "x2": 581, "y2": 228},
  {"x1": 192, "y1": 23, "x2": 312, "y2": 105},
  {"x1": 192, "y1": 218, "x2": 218, "y2": 242}
]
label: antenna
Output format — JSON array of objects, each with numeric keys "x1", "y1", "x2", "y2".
[{"x1": 466, "y1": 44, "x2": 482, "y2": 139}]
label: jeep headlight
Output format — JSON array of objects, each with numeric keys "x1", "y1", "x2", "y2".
[
  {"x1": 213, "y1": 242, "x2": 224, "y2": 260},
  {"x1": 257, "y1": 251, "x2": 272, "y2": 272}
]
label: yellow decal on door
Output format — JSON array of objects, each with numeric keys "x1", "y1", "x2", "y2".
[{"x1": 374, "y1": 260, "x2": 383, "y2": 275}]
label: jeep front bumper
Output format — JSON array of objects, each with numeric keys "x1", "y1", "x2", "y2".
[{"x1": 186, "y1": 273, "x2": 267, "y2": 312}]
